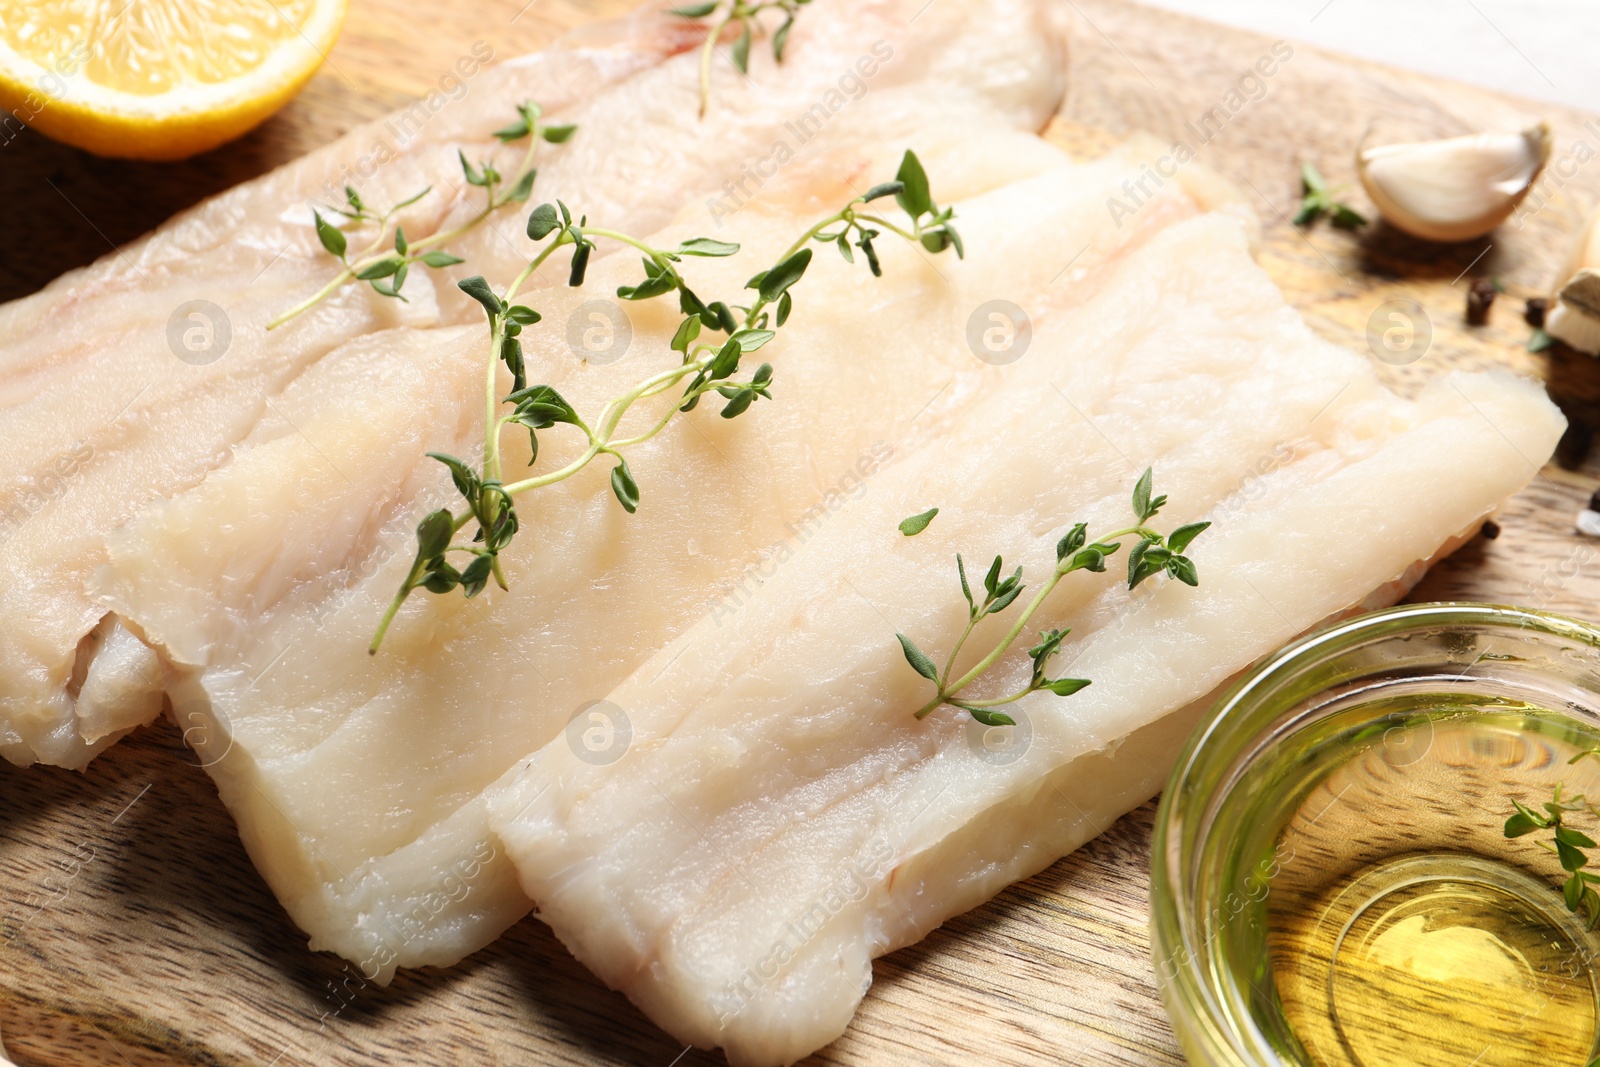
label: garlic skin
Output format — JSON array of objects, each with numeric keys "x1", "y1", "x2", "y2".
[
  {"x1": 1544, "y1": 210, "x2": 1600, "y2": 356},
  {"x1": 1547, "y1": 268, "x2": 1600, "y2": 356},
  {"x1": 1357, "y1": 123, "x2": 1552, "y2": 242}
]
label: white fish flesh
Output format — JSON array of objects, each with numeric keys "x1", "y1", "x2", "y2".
[
  {"x1": 0, "y1": 0, "x2": 1069, "y2": 768},
  {"x1": 93, "y1": 134, "x2": 1208, "y2": 975},
  {"x1": 486, "y1": 213, "x2": 1564, "y2": 1065}
]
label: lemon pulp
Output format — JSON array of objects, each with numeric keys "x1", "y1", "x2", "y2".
[{"x1": 0, "y1": 0, "x2": 346, "y2": 158}]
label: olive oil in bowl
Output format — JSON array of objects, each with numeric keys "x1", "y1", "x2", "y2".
[
  {"x1": 1265, "y1": 701, "x2": 1600, "y2": 1067},
  {"x1": 1152, "y1": 606, "x2": 1600, "y2": 1067}
]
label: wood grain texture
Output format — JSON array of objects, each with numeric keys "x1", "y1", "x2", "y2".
[{"x1": 4, "y1": 0, "x2": 1600, "y2": 1064}]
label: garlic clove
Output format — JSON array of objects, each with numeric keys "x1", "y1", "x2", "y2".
[
  {"x1": 1546, "y1": 268, "x2": 1600, "y2": 356},
  {"x1": 1357, "y1": 123, "x2": 1551, "y2": 242},
  {"x1": 1545, "y1": 208, "x2": 1600, "y2": 354}
]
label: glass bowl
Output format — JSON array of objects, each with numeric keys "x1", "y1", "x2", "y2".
[{"x1": 1151, "y1": 603, "x2": 1600, "y2": 1067}]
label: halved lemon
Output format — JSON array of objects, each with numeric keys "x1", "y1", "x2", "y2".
[{"x1": 0, "y1": 0, "x2": 347, "y2": 160}]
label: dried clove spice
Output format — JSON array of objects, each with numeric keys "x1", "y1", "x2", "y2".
[{"x1": 1466, "y1": 279, "x2": 1498, "y2": 325}]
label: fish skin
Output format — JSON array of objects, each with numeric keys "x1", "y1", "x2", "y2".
[
  {"x1": 0, "y1": 0, "x2": 1070, "y2": 768},
  {"x1": 92, "y1": 138, "x2": 1208, "y2": 977},
  {"x1": 485, "y1": 215, "x2": 1564, "y2": 1066}
]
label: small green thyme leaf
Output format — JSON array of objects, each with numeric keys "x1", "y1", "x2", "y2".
[
  {"x1": 458, "y1": 276, "x2": 505, "y2": 321},
  {"x1": 671, "y1": 316, "x2": 702, "y2": 354},
  {"x1": 610, "y1": 457, "x2": 640, "y2": 514},
  {"x1": 1505, "y1": 811, "x2": 1541, "y2": 838},
  {"x1": 527, "y1": 202, "x2": 561, "y2": 241},
  {"x1": 426, "y1": 452, "x2": 481, "y2": 501},
  {"x1": 708, "y1": 336, "x2": 742, "y2": 380},
  {"x1": 986, "y1": 568, "x2": 1025, "y2": 615},
  {"x1": 678, "y1": 237, "x2": 741, "y2": 257},
  {"x1": 898, "y1": 508, "x2": 939, "y2": 536},
  {"x1": 756, "y1": 248, "x2": 812, "y2": 303},
  {"x1": 356, "y1": 255, "x2": 403, "y2": 280},
  {"x1": 313, "y1": 211, "x2": 347, "y2": 258},
  {"x1": 895, "y1": 150, "x2": 933, "y2": 219},
  {"x1": 863, "y1": 180, "x2": 904, "y2": 203},
  {"x1": 1330, "y1": 203, "x2": 1368, "y2": 230},
  {"x1": 1559, "y1": 826, "x2": 1599, "y2": 849},
  {"x1": 506, "y1": 304, "x2": 542, "y2": 326},
  {"x1": 569, "y1": 240, "x2": 593, "y2": 287},
  {"x1": 732, "y1": 328, "x2": 775, "y2": 352},
  {"x1": 1056, "y1": 523, "x2": 1087, "y2": 562},
  {"x1": 1167, "y1": 521, "x2": 1211, "y2": 554},
  {"x1": 772, "y1": 15, "x2": 794, "y2": 61},
  {"x1": 897, "y1": 633, "x2": 939, "y2": 681},
  {"x1": 505, "y1": 169, "x2": 538, "y2": 204},
  {"x1": 1132, "y1": 467, "x2": 1155, "y2": 521},
  {"x1": 421, "y1": 560, "x2": 462, "y2": 595},
  {"x1": 1300, "y1": 161, "x2": 1327, "y2": 196},
  {"x1": 617, "y1": 273, "x2": 679, "y2": 301},
  {"x1": 962, "y1": 706, "x2": 1017, "y2": 727},
  {"x1": 506, "y1": 384, "x2": 581, "y2": 428},
  {"x1": 415, "y1": 508, "x2": 455, "y2": 560},
  {"x1": 460, "y1": 554, "x2": 495, "y2": 598},
  {"x1": 1512, "y1": 799, "x2": 1552, "y2": 828}
]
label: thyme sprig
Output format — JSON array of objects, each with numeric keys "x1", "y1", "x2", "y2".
[
  {"x1": 1506, "y1": 750, "x2": 1600, "y2": 929},
  {"x1": 896, "y1": 469, "x2": 1209, "y2": 726},
  {"x1": 672, "y1": 0, "x2": 814, "y2": 117},
  {"x1": 1294, "y1": 161, "x2": 1367, "y2": 230},
  {"x1": 369, "y1": 151, "x2": 961, "y2": 652},
  {"x1": 268, "y1": 102, "x2": 574, "y2": 330}
]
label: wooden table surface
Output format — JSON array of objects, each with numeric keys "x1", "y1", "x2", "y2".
[{"x1": 5, "y1": 1, "x2": 1600, "y2": 1065}]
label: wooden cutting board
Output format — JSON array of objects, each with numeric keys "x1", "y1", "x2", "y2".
[{"x1": 5, "y1": 2, "x2": 1600, "y2": 1064}]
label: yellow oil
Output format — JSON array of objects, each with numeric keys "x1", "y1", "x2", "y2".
[
  {"x1": 1253, "y1": 698, "x2": 1600, "y2": 1066},
  {"x1": 1272, "y1": 855, "x2": 1598, "y2": 1066}
]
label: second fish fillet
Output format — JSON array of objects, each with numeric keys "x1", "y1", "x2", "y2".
[{"x1": 486, "y1": 213, "x2": 1565, "y2": 1066}]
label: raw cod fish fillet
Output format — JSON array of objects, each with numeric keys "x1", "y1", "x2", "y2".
[
  {"x1": 94, "y1": 136, "x2": 1226, "y2": 975},
  {"x1": 486, "y1": 213, "x2": 1565, "y2": 1065},
  {"x1": 0, "y1": 0, "x2": 1068, "y2": 768}
]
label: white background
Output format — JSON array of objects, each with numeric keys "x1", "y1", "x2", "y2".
[{"x1": 1135, "y1": 0, "x2": 1600, "y2": 112}]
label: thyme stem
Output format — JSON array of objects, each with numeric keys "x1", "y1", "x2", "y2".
[
  {"x1": 683, "y1": 0, "x2": 812, "y2": 118},
  {"x1": 696, "y1": 9, "x2": 730, "y2": 118}
]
